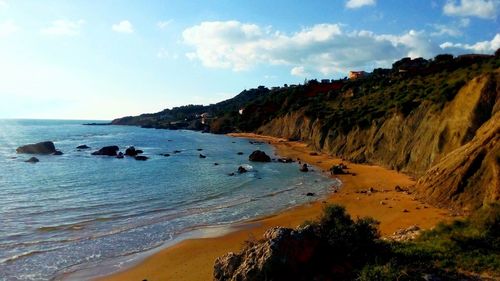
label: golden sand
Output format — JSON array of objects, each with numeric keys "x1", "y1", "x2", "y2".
[{"x1": 98, "y1": 133, "x2": 454, "y2": 281}]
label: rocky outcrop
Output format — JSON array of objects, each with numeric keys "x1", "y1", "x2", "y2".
[
  {"x1": 257, "y1": 71, "x2": 500, "y2": 210},
  {"x1": 91, "y1": 146, "x2": 119, "y2": 156},
  {"x1": 248, "y1": 150, "x2": 271, "y2": 162},
  {"x1": 17, "y1": 141, "x2": 57, "y2": 154},
  {"x1": 214, "y1": 226, "x2": 323, "y2": 281}
]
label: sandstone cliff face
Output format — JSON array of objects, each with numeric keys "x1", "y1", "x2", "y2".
[{"x1": 257, "y1": 71, "x2": 500, "y2": 210}]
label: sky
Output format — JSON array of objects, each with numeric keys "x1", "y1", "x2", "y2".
[{"x1": 0, "y1": 0, "x2": 499, "y2": 120}]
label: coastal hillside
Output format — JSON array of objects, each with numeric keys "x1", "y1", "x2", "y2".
[{"x1": 112, "y1": 53, "x2": 500, "y2": 210}]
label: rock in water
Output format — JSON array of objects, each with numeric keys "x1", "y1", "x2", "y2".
[
  {"x1": 248, "y1": 150, "x2": 271, "y2": 162},
  {"x1": 125, "y1": 146, "x2": 138, "y2": 157},
  {"x1": 199, "y1": 154, "x2": 207, "y2": 158},
  {"x1": 116, "y1": 152, "x2": 124, "y2": 159},
  {"x1": 76, "y1": 145, "x2": 90, "y2": 149},
  {"x1": 300, "y1": 164, "x2": 309, "y2": 172},
  {"x1": 53, "y1": 150, "x2": 63, "y2": 156},
  {"x1": 135, "y1": 155, "x2": 149, "y2": 161},
  {"x1": 237, "y1": 166, "x2": 247, "y2": 174},
  {"x1": 17, "y1": 141, "x2": 56, "y2": 154},
  {"x1": 91, "y1": 146, "x2": 119, "y2": 156},
  {"x1": 25, "y1": 157, "x2": 40, "y2": 163}
]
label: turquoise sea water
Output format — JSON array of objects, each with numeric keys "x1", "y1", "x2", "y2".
[{"x1": 0, "y1": 119, "x2": 338, "y2": 280}]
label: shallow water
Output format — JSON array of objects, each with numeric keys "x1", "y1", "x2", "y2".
[{"x1": 0, "y1": 119, "x2": 337, "y2": 280}]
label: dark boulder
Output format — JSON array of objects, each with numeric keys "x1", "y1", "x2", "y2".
[
  {"x1": 237, "y1": 166, "x2": 247, "y2": 174},
  {"x1": 237, "y1": 152, "x2": 244, "y2": 155},
  {"x1": 125, "y1": 146, "x2": 138, "y2": 157},
  {"x1": 76, "y1": 145, "x2": 90, "y2": 149},
  {"x1": 330, "y1": 165, "x2": 346, "y2": 175},
  {"x1": 306, "y1": 192, "x2": 315, "y2": 196},
  {"x1": 135, "y1": 155, "x2": 149, "y2": 161},
  {"x1": 199, "y1": 154, "x2": 207, "y2": 158},
  {"x1": 214, "y1": 163, "x2": 219, "y2": 166},
  {"x1": 17, "y1": 141, "x2": 56, "y2": 154},
  {"x1": 300, "y1": 164, "x2": 309, "y2": 172},
  {"x1": 53, "y1": 150, "x2": 63, "y2": 156},
  {"x1": 161, "y1": 153, "x2": 171, "y2": 157},
  {"x1": 249, "y1": 150, "x2": 271, "y2": 162},
  {"x1": 91, "y1": 146, "x2": 119, "y2": 156},
  {"x1": 25, "y1": 157, "x2": 40, "y2": 163},
  {"x1": 136, "y1": 150, "x2": 144, "y2": 154}
]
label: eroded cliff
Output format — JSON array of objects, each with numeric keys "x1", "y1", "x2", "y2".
[{"x1": 257, "y1": 71, "x2": 500, "y2": 210}]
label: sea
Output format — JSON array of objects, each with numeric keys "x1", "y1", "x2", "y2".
[{"x1": 0, "y1": 119, "x2": 339, "y2": 280}]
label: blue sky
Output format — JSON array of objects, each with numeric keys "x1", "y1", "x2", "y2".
[{"x1": 0, "y1": 0, "x2": 499, "y2": 120}]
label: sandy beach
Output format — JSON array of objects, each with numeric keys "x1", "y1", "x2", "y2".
[{"x1": 98, "y1": 133, "x2": 454, "y2": 281}]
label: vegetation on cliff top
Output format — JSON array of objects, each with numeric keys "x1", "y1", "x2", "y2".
[{"x1": 112, "y1": 52, "x2": 499, "y2": 135}]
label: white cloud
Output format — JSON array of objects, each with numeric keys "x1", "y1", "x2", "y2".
[
  {"x1": 182, "y1": 21, "x2": 438, "y2": 75},
  {"x1": 345, "y1": 0, "x2": 376, "y2": 9},
  {"x1": 440, "y1": 33, "x2": 500, "y2": 53},
  {"x1": 112, "y1": 20, "x2": 134, "y2": 33},
  {"x1": 443, "y1": 0, "x2": 500, "y2": 19},
  {"x1": 157, "y1": 48, "x2": 178, "y2": 59},
  {"x1": 41, "y1": 19, "x2": 85, "y2": 36},
  {"x1": 0, "y1": 20, "x2": 18, "y2": 37},
  {"x1": 430, "y1": 19, "x2": 469, "y2": 37},
  {"x1": 431, "y1": 24, "x2": 462, "y2": 37},
  {"x1": 157, "y1": 20, "x2": 173, "y2": 29},
  {"x1": 291, "y1": 66, "x2": 310, "y2": 77}
]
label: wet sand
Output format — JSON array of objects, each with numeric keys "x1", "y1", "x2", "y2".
[{"x1": 98, "y1": 133, "x2": 454, "y2": 281}]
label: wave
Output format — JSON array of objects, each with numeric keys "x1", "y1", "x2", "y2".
[{"x1": 0, "y1": 247, "x2": 62, "y2": 264}]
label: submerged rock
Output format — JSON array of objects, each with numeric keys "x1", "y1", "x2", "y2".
[
  {"x1": 76, "y1": 145, "x2": 90, "y2": 149},
  {"x1": 53, "y1": 150, "x2": 63, "y2": 156},
  {"x1": 135, "y1": 155, "x2": 149, "y2": 161},
  {"x1": 249, "y1": 150, "x2": 271, "y2": 162},
  {"x1": 25, "y1": 157, "x2": 40, "y2": 163},
  {"x1": 278, "y1": 157, "x2": 294, "y2": 163},
  {"x1": 116, "y1": 152, "x2": 124, "y2": 159},
  {"x1": 17, "y1": 141, "x2": 57, "y2": 155},
  {"x1": 91, "y1": 146, "x2": 119, "y2": 156},
  {"x1": 237, "y1": 166, "x2": 247, "y2": 174},
  {"x1": 199, "y1": 154, "x2": 207, "y2": 158}
]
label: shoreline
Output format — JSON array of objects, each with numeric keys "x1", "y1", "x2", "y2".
[{"x1": 94, "y1": 133, "x2": 455, "y2": 281}]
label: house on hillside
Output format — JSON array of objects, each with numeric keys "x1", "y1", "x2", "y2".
[
  {"x1": 348, "y1": 71, "x2": 366, "y2": 80},
  {"x1": 200, "y1": 113, "x2": 211, "y2": 125}
]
